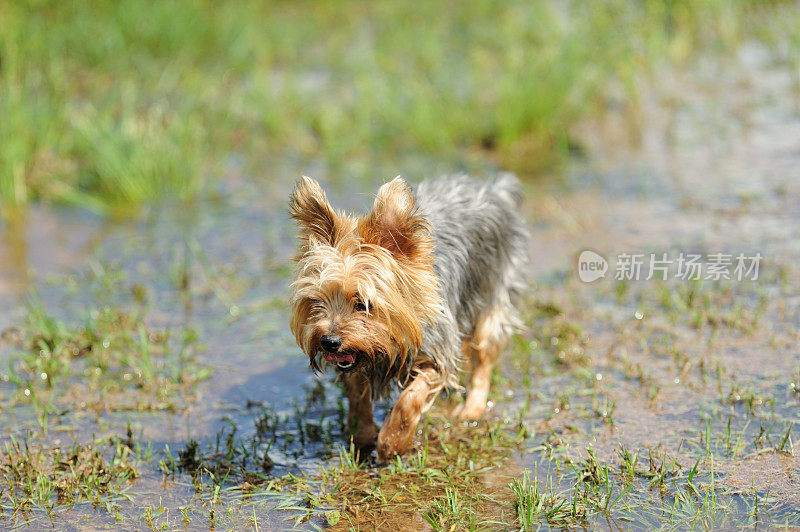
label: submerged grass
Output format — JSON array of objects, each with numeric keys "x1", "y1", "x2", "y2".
[
  {"x1": 1, "y1": 296, "x2": 209, "y2": 416},
  {"x1": 511, "y1": 469, "x2": 587, "y2": 529},
  {"x1": 0, "y1": 434, "x2": 138, "y2": 526},
  {"x1": 2, "y1": 0, "x2": 798, "y2": 213},
  {"x1": 1, "y1": 263, "x2": 785, "y2": 529},
  {"x1": 310, "y1": 415, "x2": 519, "y2": 530},
  {"x1": 498, "y1": 267, "x2": 800, "y2": 529},
  {"x1": 0, "y1": 270, "x2": 797, "y2": 528},
  {"x1": 151, "y1": 395, "x2": 519, "y2": 529}
]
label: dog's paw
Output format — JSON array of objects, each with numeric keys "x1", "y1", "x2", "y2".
[
  {"x1": 455, "y1": 400, "x2": 486, "y2": 421},
  {"x1": 352, "y1": 424, "x2": 378, "y2": 453},
  {"x1": 376, "y1": 425, "x2": 414, "y2": 462},
  {"x1": 376, "y1": 438, "x2": 403, "y2": 462}
]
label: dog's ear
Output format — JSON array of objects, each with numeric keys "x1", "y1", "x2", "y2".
[
  {"x1": 358, "y1": 177, "x2": 432, "y2": 261},
  {"x1": 289, "y1": 176, "x2": 341, "y2": 246}
]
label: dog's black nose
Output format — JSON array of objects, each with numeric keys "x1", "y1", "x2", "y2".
[{"x1": 320, "y1": 334, "x2": 342, "y2": 352}]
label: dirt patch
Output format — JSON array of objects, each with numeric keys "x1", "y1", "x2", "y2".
[{"x1": 720, "y1": 451, "x2": 800, "y2": 509}]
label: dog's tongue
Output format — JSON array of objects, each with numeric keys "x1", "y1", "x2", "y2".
[{"x1": 323, "y1": 352, "x2": 355, "y2": 364}]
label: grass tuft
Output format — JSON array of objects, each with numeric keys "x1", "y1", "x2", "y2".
[
  {"x1": 0, "y1": 434, "x2": 138, "y2": 518},
  {"x1": 2, "y1": 296, "x2": 209, "y2": 414}
]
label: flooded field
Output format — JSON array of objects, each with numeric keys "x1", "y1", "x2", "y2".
[{"x1": 1, "y1": 37, "x2": 799, "y2": 532}]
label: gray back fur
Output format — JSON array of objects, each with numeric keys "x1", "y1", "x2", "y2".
[{"x1": 411, "y1": 173, "x2": 530, "y2": 389}]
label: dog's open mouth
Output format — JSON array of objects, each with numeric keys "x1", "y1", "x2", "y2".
[{"x1": 323, "y1": 351, "x2": 357, "y2": 370}]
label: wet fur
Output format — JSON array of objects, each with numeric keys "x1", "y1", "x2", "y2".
[{"x1": 289, "y1": 174, "x2": 529, "y2": 457}]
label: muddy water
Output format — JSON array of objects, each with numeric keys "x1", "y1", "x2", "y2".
[{"x1": 0, "y1": 41, "x2": 799, "y2": 528}]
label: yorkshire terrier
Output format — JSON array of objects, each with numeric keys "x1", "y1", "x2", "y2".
[{"x1": 288, "y1": 174, "x2": 528, "y2": 460}]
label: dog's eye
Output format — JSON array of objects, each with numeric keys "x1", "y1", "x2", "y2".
[{"x1": 353, "y1": 298, "x2": 367, "y2": 312}]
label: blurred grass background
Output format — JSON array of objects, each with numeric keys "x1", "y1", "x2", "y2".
[{"x1": 0, "y1": 0, "x2": 797, "y2": 215}]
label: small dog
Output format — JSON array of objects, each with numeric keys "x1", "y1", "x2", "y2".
[{"x1": 288, "y1": 174, "x2": 528, "y2": 460}]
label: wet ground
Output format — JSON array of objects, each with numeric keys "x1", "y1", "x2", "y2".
[
  {"x1": 1, "y1": 41, "x2": 799, "y2": 529},
  {"x1": 508, "y1": 42, "x2": 800, "y2": 528}
]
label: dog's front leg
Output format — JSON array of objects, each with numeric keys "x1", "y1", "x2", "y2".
[
  {"x1": 377, "y1": 363, "x2": 444, "y2": 461},
  {"x1": 342, "y1": 371, "x2": 378, "y2": 453}
]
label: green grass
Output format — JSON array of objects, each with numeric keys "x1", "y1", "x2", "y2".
[
  {"x1": 1, "y1": 0, "x2": 795, "y2": 214},
  {"x1": 3, "y1": 296, "x2": 210, "y2": 417},
  {"x1": 0, "y1": 434, "x2": 139, "y2": 521},
  {"x1": 511, "y1": 469, "x2": 586, "y2": 529}
]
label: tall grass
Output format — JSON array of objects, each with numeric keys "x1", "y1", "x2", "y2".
[{"x1": 0, "y1": 0, "x2": 795, "y2": 214}]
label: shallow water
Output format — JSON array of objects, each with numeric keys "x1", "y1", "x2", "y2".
[
  {"x1": 509, "y1": 42, "x2": 800, "y2": 528},
  {"x1": 1, "y1": 41, "x2": 799, "y2": 529}
]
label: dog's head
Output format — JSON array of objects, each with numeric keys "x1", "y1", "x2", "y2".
[{"x1": 288, "y1": 176, "x2": 439, "y2": 374}]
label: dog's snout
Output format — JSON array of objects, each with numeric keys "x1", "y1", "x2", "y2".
[{"x1": 320, "y1": 334, "x2": 342, "y2": 352}]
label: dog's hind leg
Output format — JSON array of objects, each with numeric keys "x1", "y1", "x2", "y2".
[
  {"x1": 456, "y1": 306, "x2": 510, "y2": 421},
  {"x1": 342, "y1": 372, "x2": 378, "y2": 454},
  {"x1": 377, "y1": 359, "x2": 444, "y2": 461}
]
